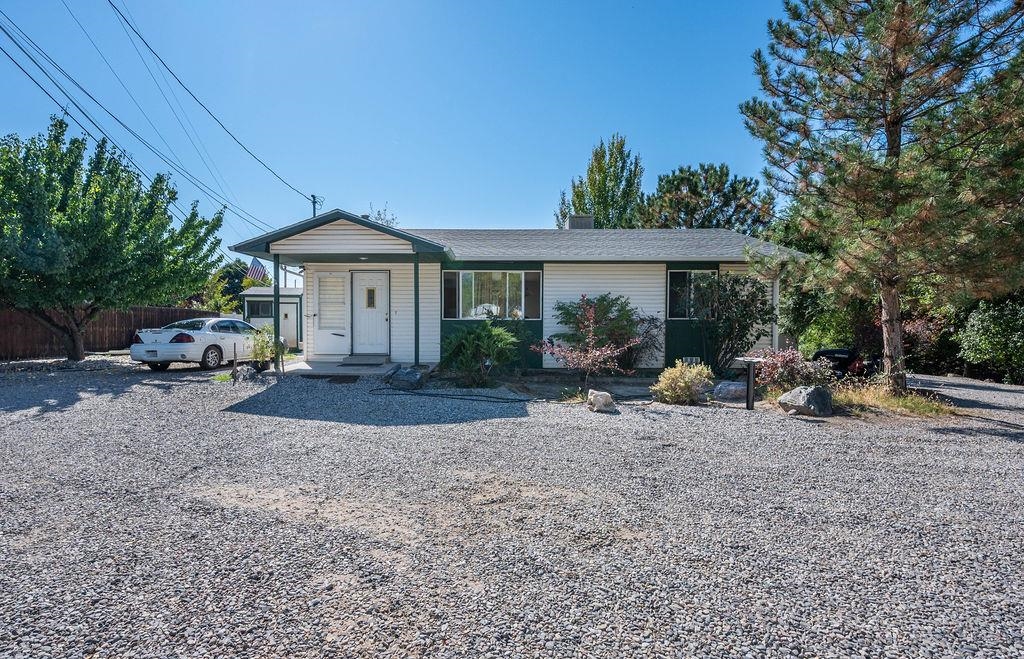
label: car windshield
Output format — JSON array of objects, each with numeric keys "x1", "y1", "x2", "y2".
[{"x1": 162, "y1": 319, "x2": 208, "y2": 331}]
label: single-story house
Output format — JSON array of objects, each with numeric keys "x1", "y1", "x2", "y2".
[
  {"x1": 239, "y1": 286, "x2": 304, "y2": 348},
  {"x1": 230, "y1": 209, "x2": 797, "y2": 369}
]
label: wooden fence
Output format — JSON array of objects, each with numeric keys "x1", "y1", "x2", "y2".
[{"x1": 0, "y1": 307, "x2": 219, "y2": 360}]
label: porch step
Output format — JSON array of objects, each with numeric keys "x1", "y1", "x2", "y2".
[{"x1": 339, "y1": 355, "x2": 389, "y2": 366}]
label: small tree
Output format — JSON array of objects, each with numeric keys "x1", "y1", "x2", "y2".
[
  {"x1": 190, "y1": 272, "x2": 239, "y2": 314},
  {"x1": 550, "y1": 293, "x2": 662, "y2": 369},
  {"x1": 367, "y1": 202, "x2": 398, "y2": 227},
  {"x1": 533, "y1": 298, "x2": 641, "y2": 389},
  {"x1": 642, "y1": 162, "x2": 774, "y2": 235},
  {"x1": 0, "y1": 119, "x2": 222, "y2": 360},
  {"x1": 554, "y1": 134, "x2": 645, "y2": 229},
  {"x1": 689, "y1": 273, "x2": 777, "y2": 376}
]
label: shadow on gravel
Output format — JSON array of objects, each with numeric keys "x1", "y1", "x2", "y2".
[
  {"x1": 926, "y1": 418, "x2": 1024, "y2": 443},
  {"x1": 223, "y1": 380, "x2": 530, "y2": 426},
  {"x1": 0, "y1": 370, "x2": 202, "y2": 417}
]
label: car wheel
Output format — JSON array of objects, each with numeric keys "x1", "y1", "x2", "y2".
[
  {"x1": 147, "y1": 362, "x2": 171, "y2": 371},
  {"x1": 199, "y1": 346, "x2": 222, "y2": 370}
]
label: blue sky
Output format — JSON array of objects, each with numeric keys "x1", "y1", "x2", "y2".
[{"x1": 2, "y1": 0, "x2": 782, "y2": 251}]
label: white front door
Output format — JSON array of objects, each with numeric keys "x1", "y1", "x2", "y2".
[
  {"x1": 314, "y1": 272, "x2": 350, "y2": 355},
  {"x1": 351, "y1": 271, "x2": 389, "y2": 354}
]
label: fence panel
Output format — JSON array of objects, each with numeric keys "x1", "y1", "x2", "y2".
[{"x1": 0, "y1": 307, "x2": 218, "y2": 360}]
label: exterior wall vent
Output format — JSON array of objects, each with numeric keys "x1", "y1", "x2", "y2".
[{"x1": 567, "y1": 215, "x2": 595, "y2": 229}]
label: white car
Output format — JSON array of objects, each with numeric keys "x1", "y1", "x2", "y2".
[{"x1": 130, "y1": 318, "x2": 264, "y2": 371}]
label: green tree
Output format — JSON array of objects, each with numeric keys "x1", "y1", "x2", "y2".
[
  {"x1": 741, "y1": 0, "x2": 1024, "y2": 391},
  {"x1": 190, "y1": 272, "x2": 239, "y2": 314},
  {"x1": 0, "y1": 118, "x2": 223, "y2": 360},
  {"x1": 555, "y1": 133, "x2": 644, "y2": 229},
  {"x1": 689, "y1": 273, "x2": 777, "y2": 376},
  {"x1": 214, "y1": 258, "x2": 248, "y2": 302},
  {"x1": 958, "y1": 297, "x2": 1024, "y2": 384},
  {"x1": 642, "y1": 162, "x2": 774, "y2": 235}
]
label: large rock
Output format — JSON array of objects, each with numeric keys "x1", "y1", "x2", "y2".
[
  {"x1": 232, "y1": 365, "x2": 259, "y2": 383},
  {"x1": 587, "y1": 389, "x2": 616, "y2": 413},
  {"x1": 713, "y1": 381, "x2": 747, "y2": 401},
  {"x1": 390, "y1": 367, "x2": 425, "y2": 390},
  {"x1": 778, "y1": 385, "x2": 833, "y2": 417}
]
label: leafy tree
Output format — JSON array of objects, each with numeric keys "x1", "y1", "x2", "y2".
[
  {"x1": 642, "y1": 162, "x2": 774, "y2": 235},
  {"x1": 214, "y1": 258, "x2": 248, "y2": 301},
  {"x1": 0, "y1": 118, "x2": 223, "y2": 360},
  {"x1": 958, "y1": 297, "x2": 1024, "y2": 384},
  {"x1": 741, "y1": 0, "x2": 1024, "y2": 391},
  {"x1": 555, "y1": 134, "x2": 645, "y2": 229},
  {"x1": 190, "y1": 273, "x2": 239, "y2": 314},
  {"x1": 689, "y1": 273, "x2": 777, "y2": 376},
  {"x1": 549, "y1": 292, "x2": 663, "y2": 369}
]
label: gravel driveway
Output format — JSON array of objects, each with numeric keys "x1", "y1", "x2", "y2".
[{"x1": 1, "y1": 364, "x2": 1022, "y2": 658}]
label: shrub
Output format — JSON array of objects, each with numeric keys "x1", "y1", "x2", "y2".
[
  {"x1": 651, "y1": 360, "x2": 714, "y2": 405},
  {"x1": 755, "y1": 348, "x2": 836, "y2": 390},
  {"x1": 958, "y1": 299, "x2": 1024, "y2": 384},
  {"x1": 551, "y1": 293, "x2": 661, "y2": 369},
  {"x1": 440, "y1": 321, "x2": 519, "y2": 386},
  {"x1": 689, "y1": 274, "x2": 777, "y2": 375},
  {"x1": 251, "y1": 326, "x2": 284, "y2": 368},
  {"x1": 533, "y1": 297, "x2": 641, "y2": 388}
]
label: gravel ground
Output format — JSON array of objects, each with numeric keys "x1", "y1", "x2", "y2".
[{"x1": 1, "y1": 365, "x2": 1022, "y2": 658}]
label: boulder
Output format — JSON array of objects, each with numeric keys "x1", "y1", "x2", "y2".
[
  {"x1": 232, "y1": 365, "x2": 259, "y2": 383},
  {"x1": 390, "y1": 367, "x2": 425, "y2": 390},
  {"x1": 587, "y1": 389, "x2": 616, "y2": 413},
  {"x1": 713, "y1": 381, "x2": 747, "y2": 401},
  {"x1": 778, "y1": 385, "x2": 833, "y2": 417}
]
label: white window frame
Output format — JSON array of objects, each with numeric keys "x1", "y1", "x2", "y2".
[
  {"x1": 666, "y1": 269, "x2": 718, "y2": 320},
  {"x1": 442, "y1": 270, "x2": 542, "y2": 320}
]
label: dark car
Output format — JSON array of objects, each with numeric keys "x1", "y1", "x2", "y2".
[{"x1": 812, "y1": 348, "x2": 879, "y2": 377}]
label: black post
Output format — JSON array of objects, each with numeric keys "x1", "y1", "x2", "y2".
[{"x1": 746, "y1": 360, "x2": 755, "y2": 411}]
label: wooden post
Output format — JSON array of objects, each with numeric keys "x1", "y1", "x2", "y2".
[{"x1": 273, "y1": 254, "x2": 282, "y2": 374}]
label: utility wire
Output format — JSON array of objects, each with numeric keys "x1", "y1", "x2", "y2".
[
  {"x1": 0, "y1": 11, "x2": 274, "y2": 234},
  {"x1": 114, "y1": 0, "x2": 238, "y2": 204},
  {"x1": 103, "y1": 0, "x2": 235, "y2": 203},
  {"x1": 106, "y1": 0, "x2": 313, "y2": 203}
]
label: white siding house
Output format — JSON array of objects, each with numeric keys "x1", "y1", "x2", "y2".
[{"x1": 231, "y1": 209, "x2": 799, "y2": 370}]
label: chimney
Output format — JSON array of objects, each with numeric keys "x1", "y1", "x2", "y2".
[{"x1": 567, "y1": 214, "x2": 595, "y2": 229}]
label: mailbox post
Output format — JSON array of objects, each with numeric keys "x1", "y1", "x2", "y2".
[{"x1": 735, "y1": 357, "x2": 763, "y2": 411}]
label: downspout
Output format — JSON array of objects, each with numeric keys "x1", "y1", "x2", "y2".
[{"x1": 413, "y1": 252, "x2": 420, "y2": 367}]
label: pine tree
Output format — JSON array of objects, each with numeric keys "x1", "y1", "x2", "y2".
[
  {"x1": 0, "y1": 118, "x2": 223, "y2": 360},
  {"x1": 641, "y1": 162, "x2": 774, "y2": 235},
  {"x1": 554, "y1": 134, "x2": 645, "y2": 229},
  {"x1": 741, "y1": 0, "x2": 1024, "y2": 391}
]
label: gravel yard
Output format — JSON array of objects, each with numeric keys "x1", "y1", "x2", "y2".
[{"x1": 1, "y1": 363, "x2": 1022, "y2": 658}]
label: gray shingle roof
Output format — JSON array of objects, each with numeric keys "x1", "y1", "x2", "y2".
[{"x1": 404, "y1": 228, "x2": 800, "y2": 262}]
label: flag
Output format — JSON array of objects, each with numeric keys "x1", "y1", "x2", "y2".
[{"x1": 245, "y1": 258, "x2": 269, "y2": 282}]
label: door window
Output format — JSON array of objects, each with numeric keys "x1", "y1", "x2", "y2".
[{"x1": 212, "y1": 321, "x2": 238, "y2": 333}]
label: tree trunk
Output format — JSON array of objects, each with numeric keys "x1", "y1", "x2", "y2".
[
  {"x1": 65, "y1": 328, "x2": 86, "y2": 361},
  {"x1": 879, "y1": 283, "x2": 907, "y2": 393}
]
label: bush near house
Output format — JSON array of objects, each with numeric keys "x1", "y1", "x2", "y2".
[
  {"x1": 651, "y1": 360, "x2": 714, "y2": 405},
  {"x1": 689, "y1": 274, "x2": 776, "y2": 375},
  {"x1": 550, "y1": 293, "x2": 662, "y2": 370},
  {"x1": 440, "y1": 321, "x2": 519, "y2": 387},
  {"x1": 755, "y1": 348, "x2": 836, "y2": 391}
]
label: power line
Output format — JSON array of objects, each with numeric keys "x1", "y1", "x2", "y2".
[
  {"x1": 106, "y1": 0, "x2": 314, "y2": 204},
  {"x1": 0, "y1": 11, "x2": 274, "y2": 234},
  {"x1": 114, "y1": 0, "x2": 239, "y2": 204},
  {"x1": 102, "y1": 0, "x2": 235, "y2": 203}
]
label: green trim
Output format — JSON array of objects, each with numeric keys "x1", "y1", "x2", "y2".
[
  {"x1": 442, "y1": 260, "x2": 545, "y2": 270},
  {"x1": 273, "y1": 254, "x2": 281, "y2": 367},
  {"x1": 667, "y1": 261, "x2": 721, "y2": 271},
  {"x1": 414, "y1": 254, "x2": 420, "y2": 366},
  {"x1": 271, "y1": 253, "x2": 445, "y2": 266},
  {"x1": 230, "y1": 208, "x2": 448, "y2": 258}
]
